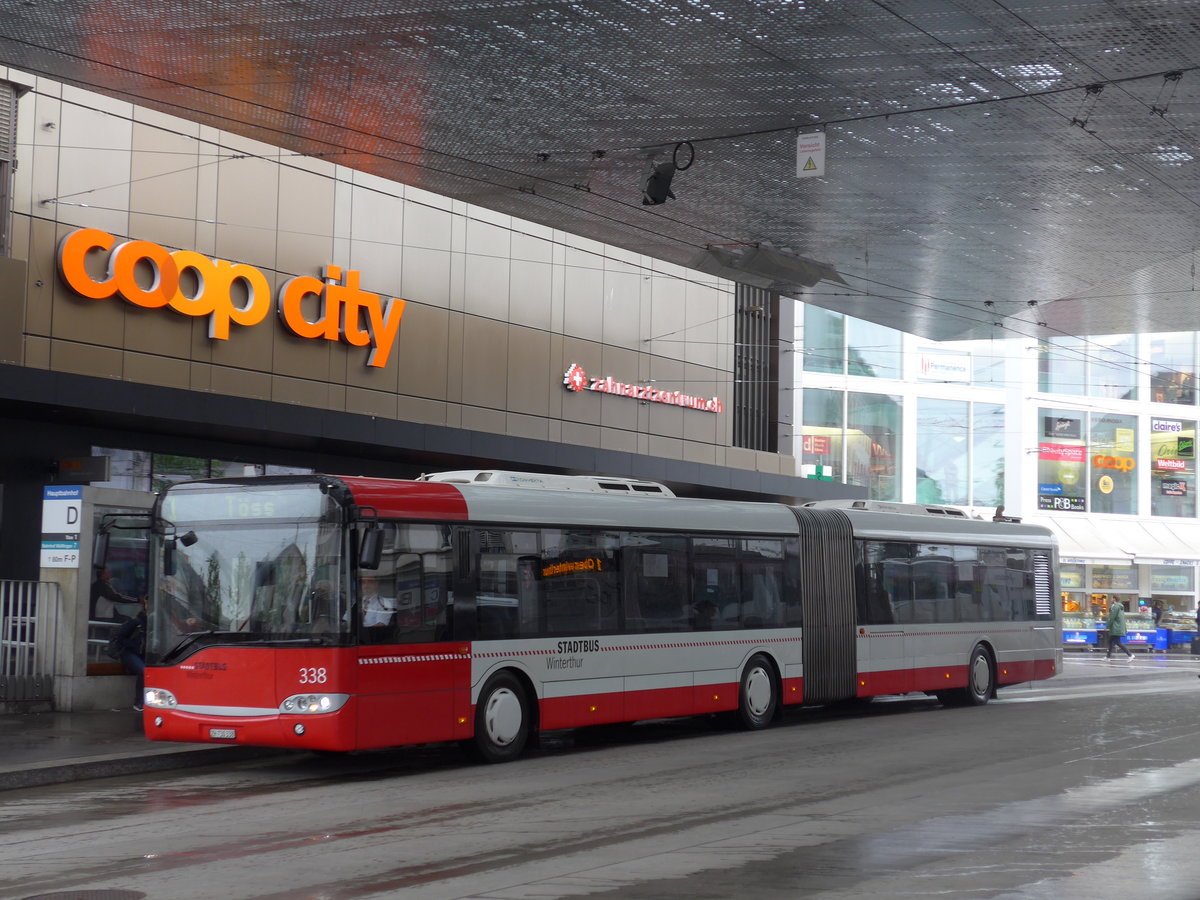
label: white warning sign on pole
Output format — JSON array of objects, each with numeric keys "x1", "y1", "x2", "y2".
[{"x1": 796, "y1": 131, "x2": 826, "y2": 178}]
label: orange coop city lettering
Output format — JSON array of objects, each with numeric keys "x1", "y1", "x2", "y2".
[{"x1": 56, "y1": 228, "x2": 406, "y2": 368}]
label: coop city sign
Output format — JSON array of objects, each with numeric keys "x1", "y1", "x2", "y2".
[{"x1": 56, "y1": 228, "x2": 407, "y2": 368}]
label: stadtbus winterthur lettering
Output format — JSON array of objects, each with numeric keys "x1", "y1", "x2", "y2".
[{"x1": 56, "y1": 228, "x2": 407, "y2": 368}]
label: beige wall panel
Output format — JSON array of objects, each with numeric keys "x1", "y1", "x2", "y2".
[
  {"x1": 24, "y1": 218, "x2": 57, "y2": 336},
  {"x1": 403, "y1": 184, "x2": 453, "y2": 212},
  {"x1": 122, "y1": 304, "x2": 196, "y2": 360},
  {"x1": 280, "y1": 165, "x2": 335, "y2": 238},
  {"x1": 400, "y1": 246, "x2": 452, "y2": 309},
  {"x1": 393, "y1": 303, "x2": 449, "y2": 401},
  {"x1": 645, "y1": 401, "x2": 685, "y2": 440},
  {"x1": 122, "y1": 351, "x2": 190, "y2": 390},
  {"x1": 190, "y1": 362, "x2": 212, "y2": 392},
  {"x1": 460, "y1": 317, "x2": 509, "y2": 410},
  {"x1": 50, "y1": 340, "x2": 121, "y2": 378},
  {"x1": 505, "y1": 327, "x2": 551, "y2": 416},
  {"x1": 462, "y1": 252, "x2": 510, "y2": 321},
  {"x1": 56, "y1": 102, "x2": 131, "y2": 233},
  {"x1": 599, "y1": 392, "x2": 638, "y2": 432},
  {"x1": 209, "y1": 365, "x2": 271, "y2": 401},
  {"x1": 132, "y1": 105, "x2": 200, "y2": 134},
  {"x1": 682, "y1": 440, "x2": 718, "y2": 466},
  {"x1": 344, "y1": 385, "x2": 398, "y2": 419},
  {"x1": 444, "y1": 311, "x2": 465, "y2": 404},
  {"x1": 341, "y1": 343, "x2": 401, "y2": 394},
  {"x1": 606, "y1": 245, "x2": 642, "y2": 269},
  {"x1": 725, "y1": 446, "x2": 759, "y2": 472},
  {"x1": 561, "y1": 420, "x2": 601, "y2": 448},
  {"x1": 648, "y1": 434, "x2": 685, "y2": 462},
  {"x1": 127, "y1": 213, "x2": 197, "y2": 260},
  {"x1": 646, "y1": 276, "x2": 688, "y2": 361},
  {"x1": 508, "y1": 259, "x2": 552, "y2": 329},
  {"x1": 130, "y1": 122, "x2": 200, "y2": 221},
  {"x1": 206, "y1": 310, "x2": 274, "y2": 372},
  {"x1": 0, "y1": 257, "x2": 25, "y2": 363},
  {"x1": 271, "y1": 375, "x2": 331, "y2": 410},
  {"x1": 512, "y1": 229, "x2": 553, "y2": 263},
  {"x1": 682, "y1": 365, "x2": 723, "y2": 445},
  {"x1": 600, "y1": 425, "x2": 638, "y2": 454},
  {"x1": 562, "y1": 266, "x2": 604, "y2": 337},
  {"x1": 467, "y1": 204, "x2": 512, "y2": 230},
  {"x1": 25, "y1": 335, "x2": 50, "y2": 369},
  {"x1": 506, "y1": 412, "x2": 549, "y2": 441},
  {"x1": 52, "y1": 292, "x2": 125, "y2": 347},
  {"x1": 684, "y1": 280, "x2": 724, "y2": 370},
  {"x1": 215, "y1": 157, "x2": 279, "y2": 264},
  {"x1": 460, "y1": 405, "x2": 506, "y2": 436},
  {"x1": 276, "y1": 231, "x2": 337, "y2": 286},
  {"x1": 545, "y1": 332, "x2": 565, "y2": 419},
  {"x1": 601, "y1": 269, "x2": 642, "y2": 349},
  {"x1": 754, "y1": 449, "x2": 785, "y2": 475},
  {"x1": 404, "y1": 202, "x2": 454, "y2": 253},
  {"x1": 271, "y1": 327, "x2": 335, "y2": 382},
  {"x1": 396, "y1": 394, "x2": 448, "y2": 426},
  {"x1": 347, "y1": 187, "x2": 404, "y2": 291},
  {"x1": 28, "y1": 144, "x2": 61, "y2": 230}
]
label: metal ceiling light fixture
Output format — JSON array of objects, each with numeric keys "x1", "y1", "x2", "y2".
[{"x1": 641, "y1": 141, "x2": 694, "y2": 205}]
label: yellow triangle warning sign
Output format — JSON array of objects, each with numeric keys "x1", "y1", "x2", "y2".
[{"x1": 802, "y1": 157, "x2": 818, "y2": 171}]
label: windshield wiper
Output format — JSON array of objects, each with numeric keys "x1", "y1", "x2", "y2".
[{"x1": 160, "y1": 630, "x2": 232, "y2": 663}]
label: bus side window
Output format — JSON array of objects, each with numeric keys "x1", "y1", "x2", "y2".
[{"x1": 625, "y1": 534, "x2": 688, "y2": 633}]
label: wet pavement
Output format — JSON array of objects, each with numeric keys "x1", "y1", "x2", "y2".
[{"x1": 0, "y1": 708, "x2": 287, "y2": 790}]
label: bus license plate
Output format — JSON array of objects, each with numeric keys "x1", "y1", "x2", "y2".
[{"x1": 209, "y1": 728, "x2": 236, "y2": 740}]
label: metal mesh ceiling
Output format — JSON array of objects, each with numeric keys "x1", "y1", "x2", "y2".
[{"x1": 3, "y1": 0, "x2": 1200, "y2": 341}]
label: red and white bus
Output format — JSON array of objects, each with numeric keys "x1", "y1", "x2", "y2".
[{"x1": 141, "y1": 472, "x2": 1060, "y2": 762}]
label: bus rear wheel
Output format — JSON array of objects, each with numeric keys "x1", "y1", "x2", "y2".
[
  {"x1": 736, "y1": 654, "x2": 778, "y2": 730},
  {"x1": 939, "y1": 644, "x2": 993, "y2": 707},
  {"x1": 471, "y1": 672, "x2": 531, "y2": 763}
]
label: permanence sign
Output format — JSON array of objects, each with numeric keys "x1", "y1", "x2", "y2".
[{"x1": 57, "y1": 228, "x2": 407, "y2": 368}]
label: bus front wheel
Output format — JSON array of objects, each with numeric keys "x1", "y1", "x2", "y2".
[
  {"x1": 471, "y1": 672, "x2": 531, "y2": 763},
  {"x1": 736, "y1": 654, "x2": 778, "y2": 730}
]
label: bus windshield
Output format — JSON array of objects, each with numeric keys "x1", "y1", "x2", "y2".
[{"x1": 147, "y1": 480, "x2": 349, "y2": 662}]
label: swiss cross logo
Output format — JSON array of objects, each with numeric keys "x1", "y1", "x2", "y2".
[{"x1": 564, "y1": 363, "x2": 589, "y2": 392}]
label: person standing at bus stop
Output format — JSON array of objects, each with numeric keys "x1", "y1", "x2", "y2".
[
  {"x1": 1106, "y1": 600, "x2": 1135, "y2": 661},
  {"x1": 113, "y1": 596, "x2": 147, "y2": 710}
]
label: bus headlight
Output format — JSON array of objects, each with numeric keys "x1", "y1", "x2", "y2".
[
  {"x1": 279, "y1": 693, "x2": 349, "y2": 714},
  {"x1": 144, "y1": 688, "x2": 177, "y2": 709}
]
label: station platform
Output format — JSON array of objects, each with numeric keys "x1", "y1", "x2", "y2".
[{"x1": 0, "y1": 708, "x2": 285, "y2": 791}]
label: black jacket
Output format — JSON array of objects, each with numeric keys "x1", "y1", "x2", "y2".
[{"x1": 115, "y1": 610, "x2": 146, "y2": 658}]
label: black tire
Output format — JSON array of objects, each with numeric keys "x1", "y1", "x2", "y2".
[
  {"x1": 963, "y1": 644, "x2": 994, "y2": 706},
  {"x1": 736, "y1": 654, "x2": 778, "y2": 730},
  {"x1": 937, "y1": 644, "x2": 994, "y2": 707},
  {"x1": 471, "y1": 671, "x2": 531, "y2": 763}
]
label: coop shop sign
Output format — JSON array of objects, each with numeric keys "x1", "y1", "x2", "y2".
[
  {"x1": 56, "y1": 228, "x2": 407, "y2": 368},
  {"x1": 562, "y1": 363, "x2": 723, "y2": 413}
]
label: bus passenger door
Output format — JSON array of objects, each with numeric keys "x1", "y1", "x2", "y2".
[{"x1": 858, "y1": 543, "x2": 913, "y2": 696}]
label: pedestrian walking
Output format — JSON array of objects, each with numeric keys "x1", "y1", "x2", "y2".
[{"x1": 1106, "y1": 600, "x2": 1135, "y2": 661}]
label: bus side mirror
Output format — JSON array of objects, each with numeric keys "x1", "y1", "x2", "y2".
[
  {"x1": 92, "y1": 531, "x2": 110, "y2": 569},
  {"x1": 163, "y1": 539, "x2": 176, "y2": 577},
  {"x1": 360, "y1": 527, "x2": 382, "y2": 571}
]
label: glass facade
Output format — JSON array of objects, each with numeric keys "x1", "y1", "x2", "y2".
[{"x1": 798, "y1": 312, "x2": 1200, "y2": 622}]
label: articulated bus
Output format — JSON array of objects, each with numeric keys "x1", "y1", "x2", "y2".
[{"x1": 141, "y1": 472, "x2": 1060, "y2": 762}]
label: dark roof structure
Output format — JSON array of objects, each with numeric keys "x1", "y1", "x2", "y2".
[{"x1": 3, "y1": 0, "x2": 1200, "y2": 341}]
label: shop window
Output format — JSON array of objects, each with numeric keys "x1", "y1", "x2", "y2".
[
  {"x1": 1149, "y1": 333, "x2": 1197, "y2": 405},
  {"x1": 847, "y1": 318, "x2": 901, "y2": 379},
  {"x1": 848, "y1": 392, "x2": 901, "y2": 501},
  {"x1": 916, "y1": 398, "x2": 968, "y2": 505},
  {"x1": 803, "y1": 306, "x2": 844, "y2": 374},
  {"x1": 1150, "y1": 417, "x2": 1196, "y2": 518},
  {"x1": 1090, "y1": 412, "x2": 1137, "y2": 515},
  {"x1": 801, "y1": 388, "x2": 843, "y2": 482},
  {"x1": 1037, "y1": 409, "x2": 1087, "y2": 513}
]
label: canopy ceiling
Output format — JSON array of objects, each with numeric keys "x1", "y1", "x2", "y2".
[{"x1": 3, "y1": 0, "x2": 1200, "y2": 341}]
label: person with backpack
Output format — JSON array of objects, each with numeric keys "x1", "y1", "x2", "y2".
[
  {"x1": 1106, "y1": 600, "x2": 1135, "y2": 661},
  {"x1": 112, "y1": 596, "x2": 147, "y2": 711}
]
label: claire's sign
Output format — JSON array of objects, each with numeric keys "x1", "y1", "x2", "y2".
[{"x1": 57, "y1": 228, "x2": 406, "y2": 368}]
